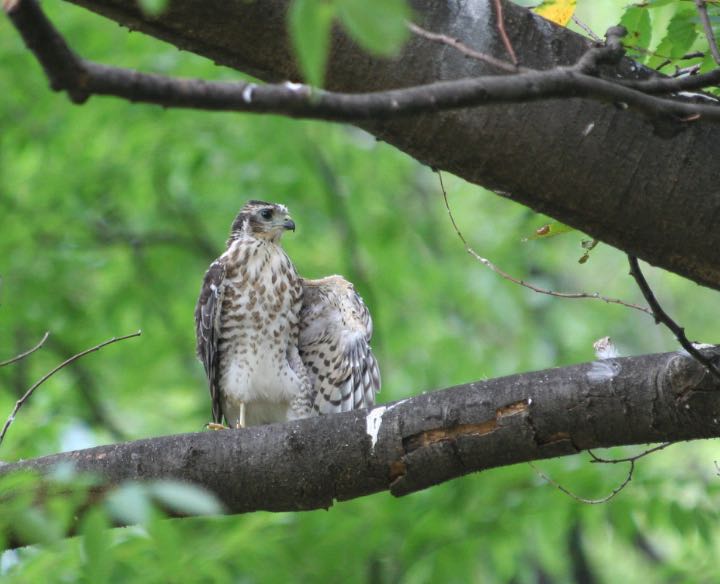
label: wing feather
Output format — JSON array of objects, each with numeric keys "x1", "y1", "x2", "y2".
[
  {"x1": 299, "y1": 276, "x2": 380, "y2": 415},
  {"x1": 194, "y1": 258, "x2": 226, "y2": 424}
]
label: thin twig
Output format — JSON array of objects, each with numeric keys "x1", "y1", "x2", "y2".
[
  {"x1": 0, "y1": 332, "x2": 49, "y2": 367},
  {"x1": 437, "y1": 172, "x2": 652, "y2": 315},
  {"x1": 627, "y1": 255, "x2": 720, "y2": 381},
  {"x1": 571, "y1": 15, "x2": 602, "y2": 42},
  {"x1": 695, "y1": 0, "x2": 720, "y2": 65},
  {"x1": 0, "y1": 330, "x2": 141, "y2": 447},
  {"x1": 588, "y1": 442, "x2": 672, "y2": 464},
  {"x1": 528, "y1": 460, "x2": 634, "y2": 504},
  {"x1": 45, "y1": 337, "x2": 128, "y2": 441},
  {"x1": 407, "y1": 22, "x2": 520, "y2": 73},
  {"x1": 492, "y1": 0, "x2": 518, "y2": 65}
]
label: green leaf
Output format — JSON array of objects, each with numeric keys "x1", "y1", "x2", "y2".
[
  {"x1": 523, "y1": 221, "x2": 575, "y2": 241},
  {"x1": 668, "y1": 502, "x2": 694, "y2": 536},
  {"x1": 81, "y1": 508, "x2": 112, "y2": 584},
  {"x1": 148, "y1": 480, "x2": 224, "y2": 516},
  {"x1": 105, "y1": 482, "x2": 152, "y2": 525},
  {"x1": 697, "y1": 513, "x2": 713, "y2": 544},
  {"x1": 289, "y1": 0, "x2": 335, "y2": 87},
  {"x1": 620, "y1": 6, "x2": 652, "y2": 58},
  {"x1": 644, "y1": 0, "x2": 681, "y2": 8},
  {"x1": 336, "y1": 0, "x2": 410, "y2": 56},
  {"x1": 648, "y1": 7, "x2": 699, "y2": 69},
  {"x1": 137, "y1": 0, "x2": 168, "y2": 17},
  {"x1": 578, "y1": 238, "x2": 599, "y2": 264},
  {"x1": 14, "y1": 507, "x2": 62, "y2": 545}
]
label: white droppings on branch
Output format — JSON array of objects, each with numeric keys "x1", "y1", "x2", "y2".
[
  {"x1": 283, "y1": 81, "x2": 304, "y2": 92},
  {"x1": 242, "y1": 84, "x2": 256, "y2": 103},
  {"x1": 586, "y1": 360, "x2": 621, "y2": 383},
  {"x1": 365, "y1": 399, "x2": 409, "y2": 451},
  {"x1": 365, "y1": 406, "x2": 387, "y2": 450},
  {"x1": 582, "y1": 122, "x2": 595, "y2": 137}
]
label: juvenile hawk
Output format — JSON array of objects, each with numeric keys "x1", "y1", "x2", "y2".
[
  {"x1": 195, "y1": 200, "x2": 311, "y2": 428},
  {"x1": 195, "y1": 200, "x2": 380, "y2": 428}
]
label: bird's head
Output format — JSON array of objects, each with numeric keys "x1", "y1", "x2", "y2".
[{"x1": 229, "y1": 200, "x2": 296, "y2": 244}]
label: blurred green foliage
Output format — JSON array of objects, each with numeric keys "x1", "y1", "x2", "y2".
[
  {"x1": 289, "y1": 0, "x2": 410, "y2": 86},
  {"x1": 2, "y1": 0, "x2": 720, "y2": 581}
]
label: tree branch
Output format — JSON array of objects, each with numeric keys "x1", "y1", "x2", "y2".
[
  {"x1": 695, "y1": 0, "x2": 720, "y2": 66},
  {"x1": 2, "y1": 348, "x2": 720, "y2": 547},
  {"x1": 0, "y1": 332, "x2": 49, "y2": 368},
  {"x1": 628, "y1": 255, "x2": 720, "y2": 380},
  {"x1": 439, "y1": 172, "x2": 652, "y2": 315},
  {"x1": 8, "y1": 0, "x2": 720, "y2": 289},
  {"x1": 0, "y1": 331, "x2": 141, "y2": 447},
  {"x1": 4, "y1": 2, "x2": 720, "y2": 123}
]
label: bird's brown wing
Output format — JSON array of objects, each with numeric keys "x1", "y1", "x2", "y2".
[
  {"x1": 299, "y1": 278, "x2": 380, "y2": 415},
  {"x1": 194, "y1": 258, "x2": 226, "y2": 424}
]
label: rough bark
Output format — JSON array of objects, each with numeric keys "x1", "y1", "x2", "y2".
[
  {"x1": 3, "y1": 349, "x2": 720, "y2": 546},
  {"x1": 41, "y1": 0, "x2": 720, "y2": 291}
]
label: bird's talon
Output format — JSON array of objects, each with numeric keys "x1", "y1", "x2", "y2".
[{"x1": 207, "y1": 423, "x2": 228, "y2": 431}]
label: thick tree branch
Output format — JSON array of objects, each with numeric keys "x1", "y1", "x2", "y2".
[
  {"x1": 7, "y1": 0, "x2": 720, "y2": 289},
  {"x1": 2, "y1": 348, "x2": 720, "y2": 547}
]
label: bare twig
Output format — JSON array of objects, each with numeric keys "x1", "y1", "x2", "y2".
[
  {"x1": 528, "y1": 460, "x2": 634, "y2": 504},
  {"x1": 571, "y1": 15, "x2": 602, "y2": 42},
  {"x1": 407, "y1": 22, "x2": 520, "y2": 73},
  {"x1": 536, "y1": 442, "x2": 674, "y2": 503},
  {"x1": 0, "y1": 331, "x2": 141, "y2": 447},
  {"x1": 45, "y1": 337, "x2": 128, "y2": 441},
  {"x1": 0, "y1": 332, "x2": 49, "y2": 367},
  {"x1": 492, "y1": 0, "x2": 518, "y2": 65},
  {"x1": 695, "y1": 0, "x2": 720, "y2": 65},
  {"x1": 531, "y1": 415, "x2": 673, "y2": 505},
  {"x1": 7, "y1": 0, "x2": 720, "y2": 125},
  {"x1": 627, "y1": 255, "x2": 720, "y2": 381},
  {"x1": 588, "y1": 442, "x2": 672, "y2": 464},
  {"x1": 437, "y1": 172, "x2": 652, "y2": 315}
]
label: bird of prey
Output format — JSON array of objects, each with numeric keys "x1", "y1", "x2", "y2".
[
  {"x1": 195, "y1": 200, "x2": 311, "y2": 428},
  {"x1": 195, "y1": 200, "x2": 380, "y2": 428}
]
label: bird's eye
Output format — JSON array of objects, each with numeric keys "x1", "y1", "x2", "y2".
[{"x1": 260, "y1": 209, "x2": 273, "y2": 220}]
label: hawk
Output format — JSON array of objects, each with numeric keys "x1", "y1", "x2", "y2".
[{"x1": 195, "y1": 200, "x2": 380, "y2": 428}]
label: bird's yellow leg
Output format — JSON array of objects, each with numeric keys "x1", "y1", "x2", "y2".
[{"x1": 236, "y1": 401, "x2": 246, "y2": 429}]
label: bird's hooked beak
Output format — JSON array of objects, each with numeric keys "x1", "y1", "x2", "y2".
[{"x1": 282, "y1": 217, "x2": 296, "y2": 231}]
